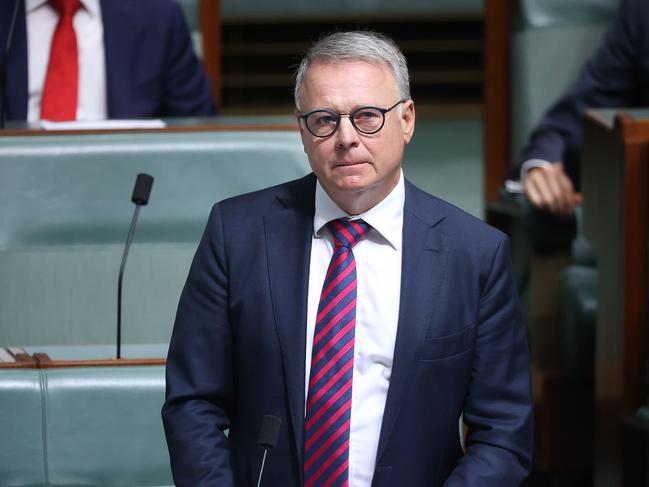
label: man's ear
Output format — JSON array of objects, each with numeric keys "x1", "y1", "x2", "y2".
[{"x1": 400, "y1": 100, "x2": 415, "y2": 144}]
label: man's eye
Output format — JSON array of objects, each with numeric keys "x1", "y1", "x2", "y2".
[
  {"x1": 355, "y1": 110, "x2": 380, "y2": 121},
  {"x1": 313, "y1": 114, "x2": 337, "y2": 126}
]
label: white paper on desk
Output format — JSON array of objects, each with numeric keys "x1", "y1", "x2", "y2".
[{"x1": 40, "y1": 119, "x2": 167, "y2": 130}]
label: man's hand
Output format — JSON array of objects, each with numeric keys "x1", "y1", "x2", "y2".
[{"x1": 523, "y1": 162, "x2": 582, "y2": 215}]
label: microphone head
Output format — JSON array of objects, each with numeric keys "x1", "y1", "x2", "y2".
[
  {"x1": 258, "y1": 415, "x2": 282, "y2": 450},
  {"x1": 131, "y1": 173, "x2": 154, "y2": 206}
]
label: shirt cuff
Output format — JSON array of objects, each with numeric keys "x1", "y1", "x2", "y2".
[{"x1": 505, "y1": 159, "x2": 552, "y2": 194}]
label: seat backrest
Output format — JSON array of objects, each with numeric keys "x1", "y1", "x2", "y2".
[
  {"x1": 0, "y1": 129, "x2": 310, "y2": 348},
  {"x1": 176, "y1": 0, "x2": 201, "y2": 55},
  {"x1": 43, "y1": 366, "x2": 171, "y2": 486},
  {"x1": 0, "y1": 369, "x2": 46, "y2": 486},
  {"x1": 0, "y1": 365, "x2": 172, "y2": 486}
]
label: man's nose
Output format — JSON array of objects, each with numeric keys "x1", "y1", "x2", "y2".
[{"x1": 335, "y1": 115, "x2": 360, "y2": 148}]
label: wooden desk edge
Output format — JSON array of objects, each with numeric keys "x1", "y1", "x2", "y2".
[
  {"x1": 0, "y1": 355, "x2": 166, "y2": 369},
  {"x1": 0, "y1": 123, "x2": 298, "y2": 137},
  {"x1": 34, "y1": 354, "x2": 166, "y2": 368}
]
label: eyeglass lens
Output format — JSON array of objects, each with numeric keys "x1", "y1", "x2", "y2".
[{"x1": 306, "y1": 107, "x2": 385, "y2": 137}]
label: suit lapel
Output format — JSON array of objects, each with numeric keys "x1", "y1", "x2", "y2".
[
  {"x1": 4, "y1": 2, "x2": 28, "y2": 121},
  {"x1": 100, "y1": 0, "x2": 137, "y2": 117},
  {"x1": 264, "y1": 175, "x2": 316, "y2": 482},
  {"x1": 375, "y1": 180, "x2": 450, "y2": 463}
]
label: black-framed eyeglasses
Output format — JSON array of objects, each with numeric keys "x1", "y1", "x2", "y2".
[{"x1": 298, "y1": 100, "x2": 406, "y2": 138}]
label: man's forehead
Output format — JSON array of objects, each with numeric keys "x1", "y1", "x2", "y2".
[
  {"x1": 305, "y1": 58, "x2": 393, "y2": 77},
  {"x1": 300, "y1": 60, "x2": 398, "y2": 104}
]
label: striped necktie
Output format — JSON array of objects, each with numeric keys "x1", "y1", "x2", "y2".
[{"x1": 304, "y1": 218, "x2": 370, "y2": 487}]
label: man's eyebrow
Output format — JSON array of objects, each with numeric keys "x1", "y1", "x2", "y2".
[{"x1": 305, "y1": 104, "x2": 380, "y2": 113}]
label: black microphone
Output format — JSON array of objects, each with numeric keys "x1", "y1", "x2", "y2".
[
  {"x1": 256, "y1": 415, "x2": 281, "y2": 487},
  {"x1": 116, "y1": 173, "x2": 154, "y2": 359},
  {"x1": 1, "y1": 0, "x2": 23, "y2": 129}
]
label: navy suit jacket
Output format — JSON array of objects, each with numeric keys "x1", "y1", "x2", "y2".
[
  {"x1": 0, "y1": 0, "x2": 216, "y2": 120},
  {"x1": 162, "y1": 173, "x2": 533, "y2": 486},
  {"x1": 513, "y1": 0, "x2": 649, "y2": 189}
]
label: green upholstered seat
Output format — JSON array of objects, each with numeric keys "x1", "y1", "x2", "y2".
[
  {"x1": 558, "y1": 265, "x2": 597, "y2": 383},
  {"x1": 176, "y1": 0, "x2": 202, "y2": 58},
  {"x1": 176, "y1": 0, "x2": 199, "y2": 32},
  {"x1": 43, "y1": 366, "x2": 171, "y2": 486},
  {"x1": 0, "y1": 130, "x2": 310, "y2": 348},
  {"x1": 516, "y1": 0, "x2": 618, "y2": 29},
  {"x1": 0, "y1": 369, "x2": 46, "y2": 486},
  {"x1": 0, "y1": 366, "x2": 172, "y2": 486},
  {"x1": 636, "y1": 405, "x2": 649, "y2": 427},
  {"x1": 23, "y1": 344, "x2": 169, "y2": 361}
]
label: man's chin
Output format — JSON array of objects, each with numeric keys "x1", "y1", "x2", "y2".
[{"x1": 332, "y1": 175, "x2": 372, "y2": 193}]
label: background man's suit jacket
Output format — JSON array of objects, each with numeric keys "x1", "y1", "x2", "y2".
[
  {"x1": 0, "y1": 0, "x2": 216, "y2": 120},
  {"x1": 513, "y1": 0, "x2": 649, "y2": 189},
  {"x1": 162, "y1": 173, "x2": 533, "y2": 486}
]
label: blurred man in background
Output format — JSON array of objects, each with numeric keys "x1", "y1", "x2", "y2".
[
  {"x1": 511, "y1": 0, "x2": 647, "y2": 215},
  {"x1": 0, "y1": 0, "x2": 216, "y2": 122}
]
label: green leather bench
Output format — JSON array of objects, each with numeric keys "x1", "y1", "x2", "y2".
[
  {"x1": 0, "y1": 368, "x2": 44, "y2": 486},
  {"x1": 0, "y1": 365, "x2": 171, "y2": 487},
  {"x1": 0, "y1": 128, "x2": 309, "y2": 348}
]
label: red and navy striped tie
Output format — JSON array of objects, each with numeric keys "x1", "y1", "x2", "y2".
[{"x1": 304, "y1": 218, "x2": 370, "y2": 487}]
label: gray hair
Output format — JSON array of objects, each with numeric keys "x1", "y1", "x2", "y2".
[{"x1": 294, "y1": 31, "x2": 411, "y2": 109}]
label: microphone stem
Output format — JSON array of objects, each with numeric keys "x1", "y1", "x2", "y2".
[
  {"x1": 256, "y1": 448, "x2": 269, "y2": 487},
  {"x1": 117, "y1": 204, "x2": 141, "y2": 359}
]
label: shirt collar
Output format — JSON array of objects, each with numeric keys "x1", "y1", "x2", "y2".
[
  {"x1": 27, "y1": 0, "x2": 100, "y2": 17},
  {"x1": 26, "y1": 0, "x2": 49, "y2": 12},
  {"x1": 313, "y1": 170, "x2": 405, "y2": 250}
]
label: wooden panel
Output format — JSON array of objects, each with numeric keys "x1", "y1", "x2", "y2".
[
  {"x1": 0, "y1": 350, "x2": 165, "y2": 368},
  {"x1": 200, "y1": 0, "x2": 222, "y2": 107},
  {"x1": 0, "y1": 122, "x2": 297, "y2": 137},
  {"x1": 483, "y1": 0, "x2": 511, "y2": 204},
  {"x1": 619, "y1": 114, "x2": 649, "y2": 417},
  {"x1": 220, "y1": 15, "x2": 483, "y2": 112},
  {"x1": 0, "y1": 348, "x2": 38, "y2": 368},
  {"x1": 582, "y1": 111, "x2": 649, "y2": 487},
  {"x1": 33, "y1": 353, "x2": 165, "y2": 368}
]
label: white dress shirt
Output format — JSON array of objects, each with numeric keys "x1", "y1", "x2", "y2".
[
  {"x1": 305, "y1": 171, "x2": 404, "y2": 487},
  {"x1": 26, "y1": 0, "x2": 107, "y2": 122}
]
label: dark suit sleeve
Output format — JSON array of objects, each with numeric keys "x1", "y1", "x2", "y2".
[
  {"x1": 162, "y1": 203, "x2": 235, "y2": 486},
  {"x1": 444, "y1": 236, "x2": 534, "y2": 485},
  {"x1": 160, "y1": 1, "x2": 217, "y2": 116},
  {"x1": 511, "y1": 0, "x2": 645, "y2": 187}
]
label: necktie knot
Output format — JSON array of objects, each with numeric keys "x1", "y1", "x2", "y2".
[
  {"x1": 328, "y1": 218, "x2": 370, "y2": 249},
  {"x1": 50, "y1": 0, "x2": 81, "y2": 18}
]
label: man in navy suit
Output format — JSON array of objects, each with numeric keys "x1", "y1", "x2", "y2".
[
  {"x1": 512, "y1": 0, "x2": 648, "y2": 215},
  {"x1": 0, "y1": 0, "x2": 215, "y2": 121},
  {"x1": 163, "y1": 31, "x2": 533, "y2": 486}
]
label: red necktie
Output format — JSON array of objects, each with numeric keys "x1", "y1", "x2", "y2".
[
  {"x1": 304, "y1": 218, "x2": 370, "y2": 487},
  {"x1": 41, "y1": 0, "x2": 82, "y2": 121}
]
